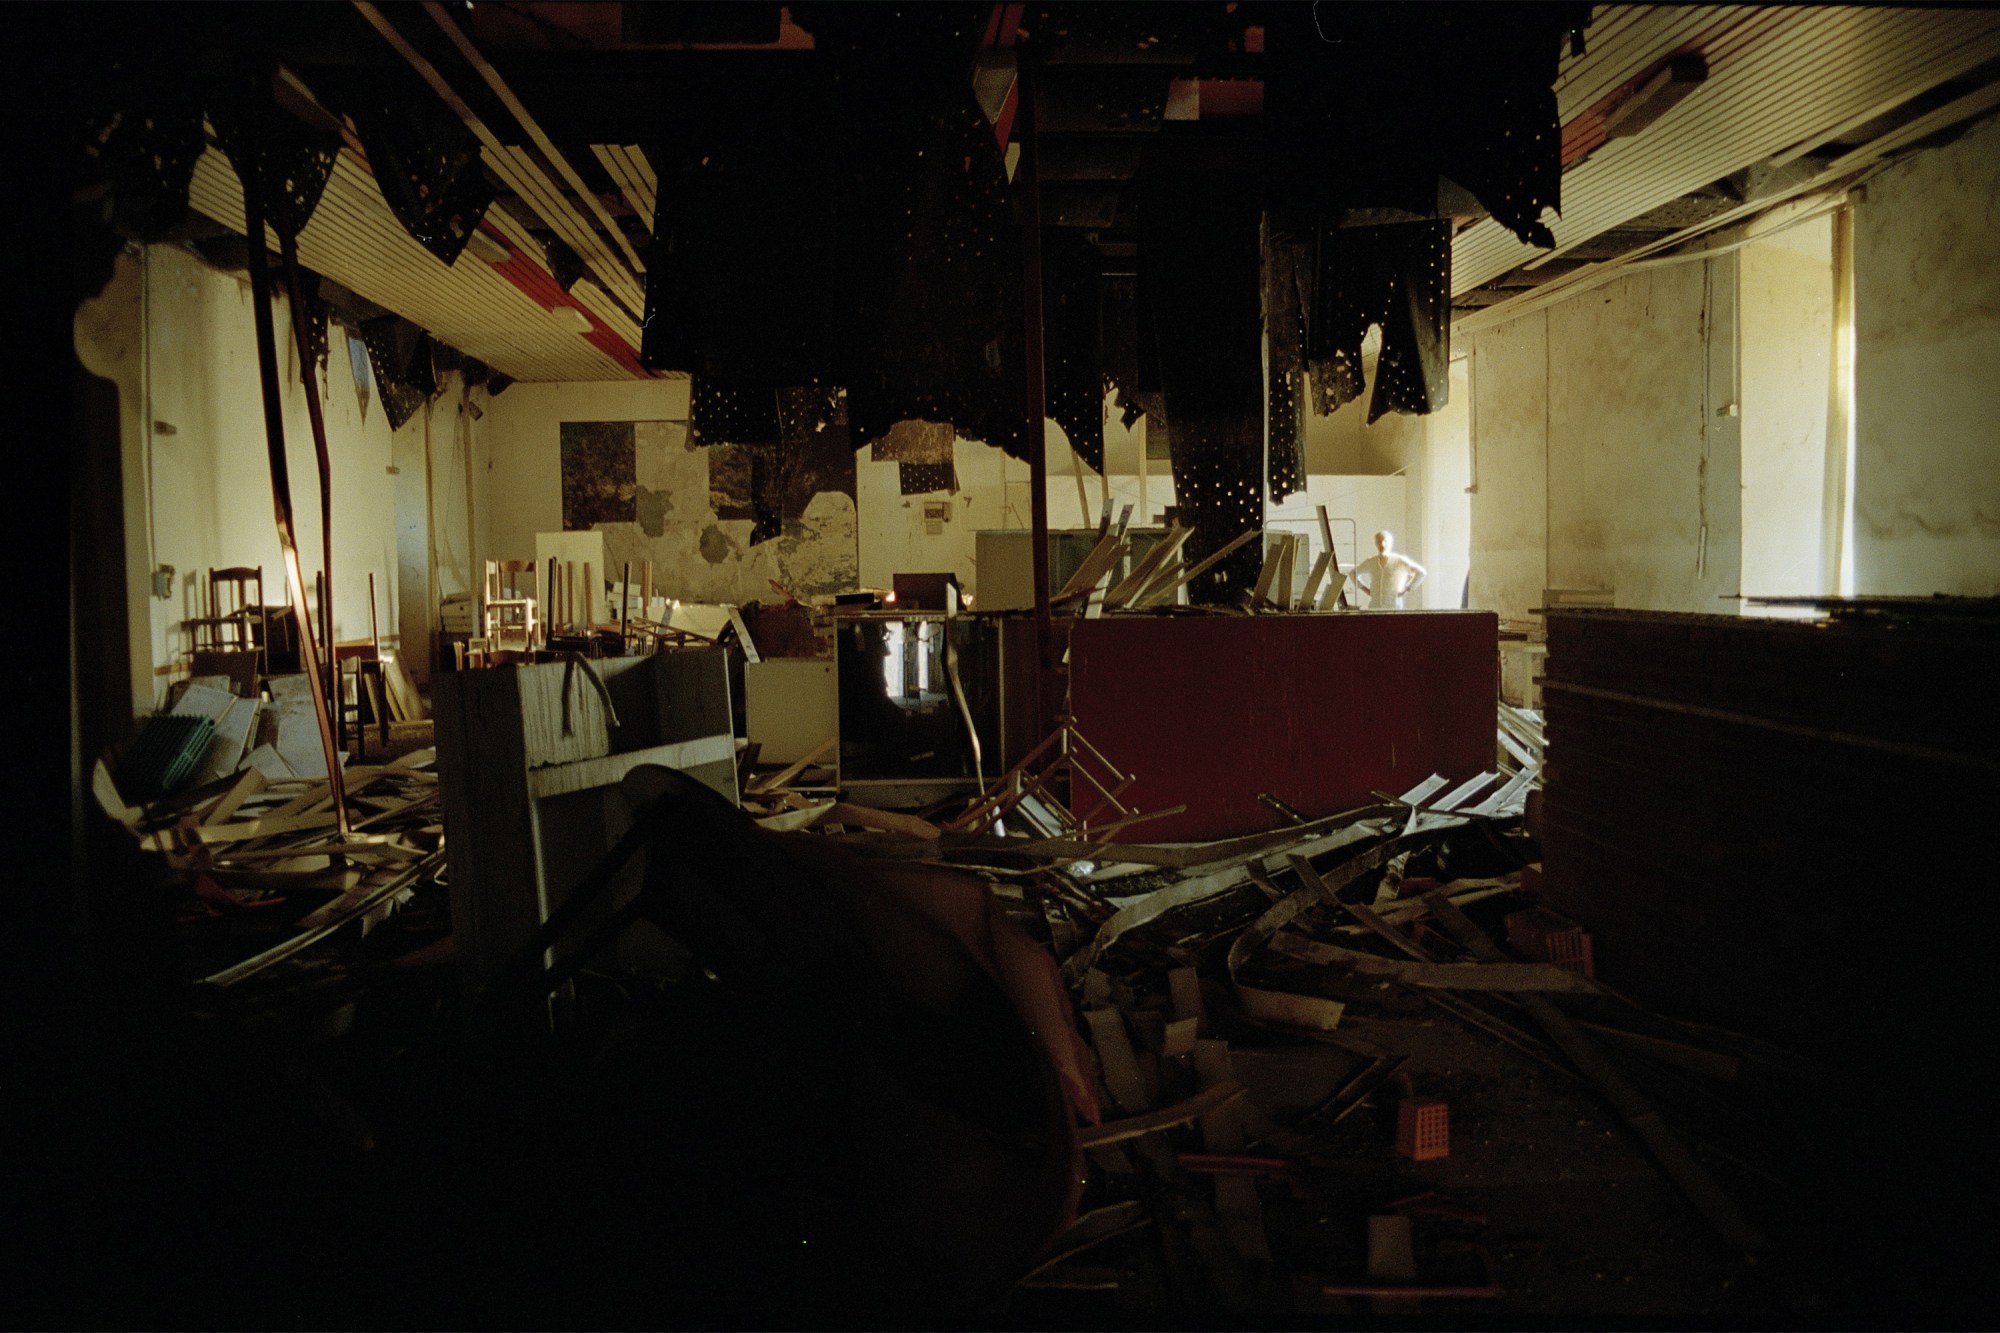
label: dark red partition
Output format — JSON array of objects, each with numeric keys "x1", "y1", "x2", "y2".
[{"x1": 1066, "y1": 612, "x2": 1498, "y2": 842}]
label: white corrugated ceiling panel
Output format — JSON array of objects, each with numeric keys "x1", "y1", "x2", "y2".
[
  {"x1": 591, "y1": 145, "x2": 657, "y2": 233},
  {"x1": 187, "y1": 146, "x2": 643, "y2": 382},
  {"x1": 1454, "y1": 5, "x2": 2000, "y2": 294}
]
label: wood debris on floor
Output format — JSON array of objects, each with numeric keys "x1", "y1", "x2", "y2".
[{"x1": 81, "y1": 695, "x2": 1839, "y2": 1326}]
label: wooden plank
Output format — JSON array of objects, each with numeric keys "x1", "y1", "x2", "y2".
[
  {"x1": 1020, "y1": 1202, "x2": 1152, "y2": 1285},
  {"x1": 1433, "y1": 771, "x2": 1498, "y2": 811},
  {"x1": 192, "y1": 809, "x2": 342, "y2": 844},
  {"x1": 1102, "y1": 535, "x2": 1170, "y2": 608},
  {"x1": 1077, "y1": 1082, "x2": 1244, "y2": 1149},
  {"x1": 1367, "y1": 1214, "x2": 1422, "y2": 1314},
  {"x1": 1422, "y1": 891, "x2": 1768, "y2": 1256},
  {"x1": 1299, "y1": 550, "x2": 1334, "y2": 609},
  {"x1": 1105, "y1": 527, "x2": 1190, "y2": 608},
  {"x1": 823, "y1": 802, "x2": 941, "y2": 840},
  {"x1": 1266, "y1": 931, "x2": 1601, "y2": 993},
  {"x1": 1271, "y1": 534, "x2": 1299, "y2": 610},
  {"x1": 1138, "y1": 530, "x2": 1261, "y2": 606},
  {"x1": 727, "y1": 605, "x2": 761, "y2": 663},
  {"x1": 382, "y1": 653, "x2": 424, "y2": 721},
  {"x1": 203, "y1": 767, "x2": 269, "y2": 826},
  {"x1": 1085, "y1": 1008, "x2": 1151, "y2": 1115},
  {"x1": 744, "y1": 736, "x2": 837, "y2": 794},
  {"x1": 1192, "y1": 1040, "x2": 1271, "y2": 1264},
  {"x1": 1053, "y1": 533, "x2": 1130, "y2": 602},
  {"x1": 202, "y1": 849, "x2": 445, "y2": 987},
  {"x1": 1250, "y1": 540, "x2": 1283, "y2": 607}
]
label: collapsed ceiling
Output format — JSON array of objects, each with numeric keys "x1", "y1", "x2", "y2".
[{"x1": 72, "y1": 2, "x2": 2000, "y2": 591}]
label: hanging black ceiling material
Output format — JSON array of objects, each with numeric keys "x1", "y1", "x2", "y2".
[
  {"x1": 1026, "y1": 3, "x2": 1241, "y2": 67},
  {"x1": 1306, "y1": 219, "x2": 1452, "y2": 423},
  {"x1": 1366, "y1": 222, "x2": 1451, "y2": 423},
  {"x1": 690, "y1": 379, "x2": 782, "y2": 447},
  {"x1": 642, "y1": 7, "x2": 1026, "y2": 457},
  {"x1": 1264, "y1": 210, "x2": 1311, "y2": 502},
  {"x1": 540, "y1": 234, "x2": 587, "y2": 293},
  {"x1": 1040, "y1": 230, "x2": 1107, "y2": 476},
  {"x1": 210, "y1": 72, "x2": 340, "y2": 244},
  {"x1": 1138, "y1": 161, "x2": 1265, "y2": 604},
  {"x1": 1099, "y1": 274, "x2": 1168, "y2": 449},
  {"x1": 839, "y1": 90, "x2": 1026, "y2": 461},
  {"x1": 638, "y1": 91, "x2": 843, "y2": 387},
  {"x1": 359, "y1": 315, "x2": 437, "y2": 431},
  {"x1": 323, "y1": 67, "x2": 495, "y2": 267},
  {"x1": 713, "y1": 385, "x2": 857, "y2": 546},
  {"x1": 624, "y1": 2, "x2": 785, "y2": 45},
  {"x1": 900, "y1": 462, "x2": 959, "y2": 496},
  {"x1": 1261, "y1": 3, "x2": 1589, "y2": 249},
  {"x1": 75, "y1": 69, "x2": 208, "y2": 246},
  {"x1": 763, "y1": 385, "x2": 854, "y2": 545},
  {"x1": 293, "y1": 267, "x2": 332, "y2": 388}
]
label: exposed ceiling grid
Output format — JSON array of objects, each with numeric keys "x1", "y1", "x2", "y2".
[{"x1": 1453, "y1": 4, "x2": 2000, "y2": 294}]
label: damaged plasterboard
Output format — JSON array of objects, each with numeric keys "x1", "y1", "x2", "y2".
[{"x1": 587, "y1": 419, "x2": 858, "y2": 603}]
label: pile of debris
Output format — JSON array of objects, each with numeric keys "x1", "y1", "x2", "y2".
[{"x1": 86, "y1": 689, "x2": 1811, "y2": 1324}]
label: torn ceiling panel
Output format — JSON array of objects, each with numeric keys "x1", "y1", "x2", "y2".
[{"x1": 1452, "y1": 3, "x2": 2000, "y2": 295}]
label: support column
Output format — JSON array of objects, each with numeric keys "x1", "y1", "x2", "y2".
[{"x1": 1018, "y1": 47, "x2": 1054, "y2": 737}]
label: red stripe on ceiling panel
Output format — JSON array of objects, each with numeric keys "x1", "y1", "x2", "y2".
[
  {"x1": 1558, "y1": 9, "x2": 1792, "y2": 168},
  {"x1": 476, "y1": 221, "x2": 652, "y2": 378},
  {"x1": 994, "y1": 77, "x2": 1019, "y2": 149}
]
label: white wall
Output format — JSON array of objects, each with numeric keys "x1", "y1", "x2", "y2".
[
  {"x1": 1420, "y1": 358, "x2": 1474, "y2": 610},
  {"x1": 1851, "y1": 112, "x2": 2000, "y2": 595},
  {"x1": 73, "y1": 248, "x2": 154, "y2": 718},
  {"x1": 857, "y1": 435, "x2": 1022, "y2": 598},
  {"x1": 1467, "y1": 314, "x2": 1549, "y2": 625},
  {"x1": 1465, "y1": 257, "x2": 1743, "y2": 626},
  {"x1": 137, "y1": 244, "x2": 453, "y2": 696},
  {"x1": 1739, "y1": 214, "x2": 1834, "y2": 600}
]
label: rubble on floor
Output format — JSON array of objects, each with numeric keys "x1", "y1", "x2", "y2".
[{"x1": 84, "y1": 702, "x2": 1858, "y2": 1326}]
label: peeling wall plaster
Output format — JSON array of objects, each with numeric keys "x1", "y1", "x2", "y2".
[{"x1": 482, "y1": 383, "x2": 859, "y2": 604}]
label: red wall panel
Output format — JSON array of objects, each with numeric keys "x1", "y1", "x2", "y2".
[{"x1": 1066, "y1": 613, "x2": 1497, "y2": 841}]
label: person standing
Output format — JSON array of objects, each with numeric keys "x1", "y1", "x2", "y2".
[{"x1": 1350, "y1": 530, "x2": 1428, "y2": 609}]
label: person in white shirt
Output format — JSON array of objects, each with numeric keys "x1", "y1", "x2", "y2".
[{"x1": 1350, "y1": 530, "x2": 1428, "y2": 609}]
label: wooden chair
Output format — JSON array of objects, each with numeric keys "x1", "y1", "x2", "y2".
[
  {"x1": 484, "y1": 560, "x2": 541, "y2": 653},
  {"x1": 189, "y1": 567, "x2": 269, "y2": 679},
  {"x1": 334, "y1": 573, "x2": 390, "y2": 758},
  {"x1": 333, "y1": 642, "x2": 389, "y2": 758}
]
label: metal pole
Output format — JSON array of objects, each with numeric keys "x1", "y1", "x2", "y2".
[
  {"x1": 234, "y1": 71, "x2": 350, "y2": 834},
  {"x1": 1018, "y1": 46, "x2": 1053, "y2": 739}
]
